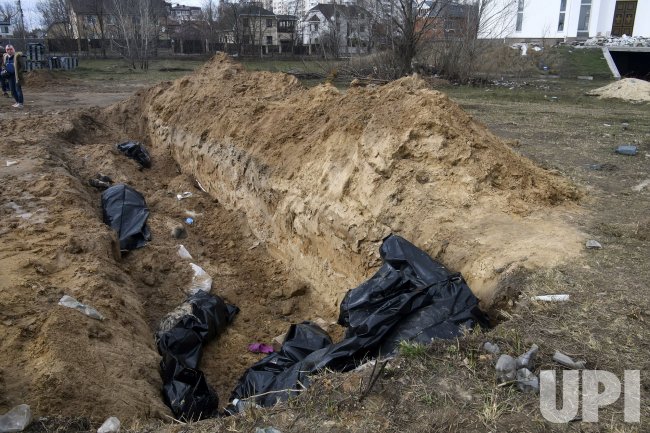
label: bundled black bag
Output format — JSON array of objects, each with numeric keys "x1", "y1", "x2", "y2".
[
  {"x1": 156, "y1": 291, "x2": 239, "y2": 421},
  {"x1": 116, "y1": 140, "x2": 152, "y2": 168},
  {"x1": 227, "y1": 321, "x2": 332, "y2": 411},
  {"x1": 227, "y1": 235, "x2": 488, "y2": 411},
  {"x1": 101, "y1": 184, "x2": 151, "y2": 251}
]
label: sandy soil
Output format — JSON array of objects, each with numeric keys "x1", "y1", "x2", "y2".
[
  {"x1": 588, "y1": 77, "x2": 650, "y2": 102},
  {"x1": 1, "y1": 57, "x2": 586, "y2": 423}
]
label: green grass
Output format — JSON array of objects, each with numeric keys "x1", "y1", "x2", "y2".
[
  {"x1": 554, "y1": 46, "x2": 613, "y2": 79},
  {"x1": 241, "y1": 58, "x2": 342, "y2": 74},
  {"x1": 398, "y1": 341, "x2": 429, "y2": 359},
  {"x1": 67, "y1": 58, "x2": 207, "y2": 83}
]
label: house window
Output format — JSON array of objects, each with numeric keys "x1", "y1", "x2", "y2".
[
  {"x1": 243, "y1": 18, "x2": 250, "y2": 28},
  {"x1": 558, "y1": 0, "x2": 567, "y2": 31},
  {"x1": 1, "y1": 26, "x2": 7, "y2": 33},
  {"x1": 336, "y1": 22, "x2": 340, "y2": 31},
  {"x1": 266, "y1": 35, "x2": 272, "y2": 44},
  {"x1": 243, "y1": 35, "x2": 251, "y2": 44},
  {"x1": 311, "y1": 23, "x2": 319, "y2": 31},
  {"x1": 360, "y1": 24, "x2": 365, "y2": 32},
  {"x1": 516, "y1": 0, "x2": 524, "y2": 31},
  {"x1": 578, "y1": 0, "x2": 592, "y2": 32},
  {"x1": 266, "y1": 19, "x2": 273, "y2": 27}
]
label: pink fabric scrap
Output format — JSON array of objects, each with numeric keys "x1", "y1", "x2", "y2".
[{"x1": 248, "y1": 342, "x2": 274, "y2": 353}]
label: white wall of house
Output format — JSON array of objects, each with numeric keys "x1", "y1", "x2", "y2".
[
  {"x1": 0, "y1": 22, "x2": 13, "y2": 37},
  {"x1": 480, "y1": 0, "x2": 650, "y2": 39}
]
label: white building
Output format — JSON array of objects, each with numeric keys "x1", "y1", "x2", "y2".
[
  {"x1": 301, "y1": 3, "x2": 371, "y2": 54},
  {"x1": 0, "y1": 21, "x2": 13, "y2": 38},
  {"x1": 480, "y1": 0, "x2": 650, "y2": 39}
]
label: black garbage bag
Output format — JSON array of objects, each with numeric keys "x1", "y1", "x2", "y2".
[
  {"x1": 337, "y1": 234, "x2": 489, "y2": 355},
  {"x1": 227, "y1": 235, "x2": 488, "y2": 411},
  {"x1": 101, "y1": 184, "x2": 151, "y2": 251},
  {"x1": 116, "y1": 140, "x2": 152, "y2": 168},
  {"x1": 156, "y1": 291, "x2": 239, "y2": 421},
  {"x1": 227, "y1": 321, "x2": 332, "y2": 411}
]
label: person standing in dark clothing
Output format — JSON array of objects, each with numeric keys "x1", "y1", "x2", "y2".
[
  {"x1": 2, "y1": 45, "x2": 24, "y2": 108},
  {"x1": 0, "y1": 46, "x2": 8, "y2": 97}
]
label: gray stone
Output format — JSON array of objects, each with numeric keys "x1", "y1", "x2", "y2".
[
  {"x1": 516, "y1": 368, "x2": 539, "y2": 393},
  {"x1": 516, "y1": 344, "x2": 539, "y2": 370},
  {"x1": 586, "y1": 240, "x2": 602, "y2": 249},
  {"x1": 552, "y1": 351, "x2": 587, "y2": 369},
  {"x1": 496, "y1": 354, "x2": 517, "y2": 383},
  {"x1": 483, "y1": 342, "x2": 500, "y2": 355}
]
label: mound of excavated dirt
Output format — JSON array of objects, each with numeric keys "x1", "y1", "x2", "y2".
[
  {"x1": 105, "y1": 54, "x2": 583, "y2": 305},
  {"x1": 0, "y1": 55, "x2": 584, "y2": 424},
  {"x1": 23, "y1": 70, "x2": 71, "y2": 89},
  {"x1": 588, "y1": 78, "x2": 650, "y2": 102}
]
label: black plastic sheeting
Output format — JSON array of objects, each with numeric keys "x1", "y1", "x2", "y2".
[
  {"x1": 156, "y1": 291, "x2": 239, "y2": 421},
  {"x1": 116, "y1": 140, "x2": 152, "y2": 168},
  {"x1": 227, "y1": 235, "x2": 488, "y2": 411},
  {"x1": 101, "y1": 184, "x2": 151, "y2": 251}
]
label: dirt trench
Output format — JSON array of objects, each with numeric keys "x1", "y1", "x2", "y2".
[{"x1": 1, "y1": 55, "x2": 585, "y2": 422}]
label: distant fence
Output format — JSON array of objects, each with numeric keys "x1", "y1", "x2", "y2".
[{"x1": 23, "y1": 42, "x2": 79, "y2": 72}]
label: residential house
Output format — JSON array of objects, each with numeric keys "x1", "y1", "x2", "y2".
[
  {"x1": 167, "y1": 3, "x2": 203, "y2": 21},
  {"x1": 479, "y1": 0, "x2": 650, "y2": 40},
  {"x1": 68, "y1": 0, "x2": 113, "y2": 41},
  {"x1": 277, "y1": 14, "x2": 299, "y2": 52},
  {"x1": 301, "y1": 3, "x2": 371, "y2": 55},
  {"x1": 239, "y1": 3, "x2": 278, "y2": 52},
  {"x1": 417, "y1": 1, "x2": 478, "y2": 40},
  {"x1": 0, "y1": 21, "x2": 13, "y2": 38}
]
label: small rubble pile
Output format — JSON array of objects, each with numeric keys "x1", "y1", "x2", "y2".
[
  {"x1": 493, "y1": 344, "x2": 540, "y2": 393},
  {"x1": 583, "y1": 35, "x2": 650, "y2": 47}
]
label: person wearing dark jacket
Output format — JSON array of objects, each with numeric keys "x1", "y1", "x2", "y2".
[
  {"x1": 0, "y1": 46, "x2": 8, "y2": 97},
  {"x1": 2, "y1": 45, "x2": 25, "y2": 108}
]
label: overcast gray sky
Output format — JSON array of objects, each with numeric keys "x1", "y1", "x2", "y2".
[{"x1": 18, "y1": 0, "x2": 205, "y2": 29}]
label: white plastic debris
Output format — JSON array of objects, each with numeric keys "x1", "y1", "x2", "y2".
[
  {"x1": 533, "y1": 294, "x2": 569, "y2": 302},
  {"x1": 632, "y1": 179, "x2": 650, "y2": 192},
  {"x1": 5, "y1": 160, "x2": 18, "y2": 167},
  {"x1": 176, "y1": 192, "x2": 193, "y2": 200},
  {"x1": 195, "y1": 179, "x2": 207, "y2": 192},
  {"x1": 188, "y1": 263, "x2": 212, "y2": 294},
  {"x1": 58, "y1": 295, "x2": 104, "y2": 320},
  {"x1": 586, "y1": 240, "x2": 602, "y2": 249},
  {"x1": 552, "y1": 351, "x2": 587, "y2": 369},
  {"x1": 0, "y1": 404, "x2": 32, "y2": 433},
  {"x1": 177, "y1": 245, "x2": 193, "y2": 260},
  {"x1": 97, "y1": 417, "x2": 120, "y2": 433}
]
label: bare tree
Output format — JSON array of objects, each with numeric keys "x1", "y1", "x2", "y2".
[
  {"x1": 85, "y1": 0, "x2": 110, "y2": 58},
  {"x1": 38, "y1": 0, "x2": 76, "y2": 55},
  {"x1": 217, "y1": 0, "x2": 243, "y2": 54},
  {"x1": 111, "y1": 0, "x2": 164, "y2": 69},
  {"x1": 385, "y1": 0, "x2": 448, "y2": 76},
  {"x1": 201, "y1": 0, "x2": 219, "y2": 52},
  {"x1": 426, "y1": 0, "x2": 523, "y2": 82},
  {"x1": 0, "y1": 1, "x2": 18, "y2": 23}
]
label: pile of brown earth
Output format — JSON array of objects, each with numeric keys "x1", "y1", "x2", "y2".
[
  {"x1": 0, "y1": 54, "x2": 583, "y2": 424},
  {"x1": 23, "y1": 70, "x2": 71, "y2": 89}
]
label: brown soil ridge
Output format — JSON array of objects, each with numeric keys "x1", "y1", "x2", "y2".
[{"x1": 104, "y1": 53, "x2": 583, "y2": 304}]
